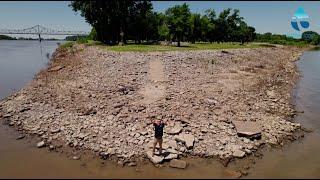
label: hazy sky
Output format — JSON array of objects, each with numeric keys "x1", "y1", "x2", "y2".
[{"x1": 0, "y1": 1, "x2": 319, "y2": 38}]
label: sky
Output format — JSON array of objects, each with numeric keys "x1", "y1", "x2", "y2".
[{"x1": 0, "y1": 1, "x2": 320, "y2": 39}]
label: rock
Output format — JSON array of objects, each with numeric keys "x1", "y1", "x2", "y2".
[
  {"x1": 72, "y1": 156, "x2": 80, "y2": 160},
  {"x1": 201, "y1": 128, "x2": 208, "y2": 133},
  {"x1": 224, "y1": 169, "x2": 242, "y2": 178},
  {"x1": 3, "y1": 114, "x2": 11, "y2": 118},
  {"x1": 113, "y1": 103, "x2": 125, "y2": 109},
  {"x1": 169, "y1": 159, "x2": 187, "y2": 169},
  {"x1": 168, "y1": 125, "x2": 182, "y2": 135},
  {"x1": 232, "y1": 120, "x2": 262, "y2": 139},
  {"x1": 205, "y1": 98, "x2": 218, "y2": 105},
  {"x1": 100, "y1": 152, "x2": 110, "y2": 159},
  {"x1": 37, "y1": 141, "x2": 45, "y2": 148},
  {"x1": 140, "y1": 131, "x2": 148, "y2": 136},
  {"x1": 48, "y1": 65, "x2": 64, "y2": 72},
  {"x1": 128, "y1": 162, "x2": 137, "y2": 167},
  {"x1": 266, "y1": 90, "x2": 276, "y2": 98},
  {"x1": 49, "y1": 145, "x2": 55, "y2": 150},
  {"x1": 20, "y1": 107, "x2": 31, "y2": 112},
  {"x1": 50, "y1": 128, "x2": 60, "y2": 133},
  {"x1": 233, "y1": 149, "x2": 245, "y2": 158},
  {"x1": 164, "y1": 153, "x2": 178, "y2": 160},
  {"x1": 102, "y1": 134, "x2": 108, "y2": 139},
  {"x1": 146, "y1": 151, "x2": 164, "y2": 164},
  {"x1": 16, "y1": 135, "x2": 25, "y2": 140},
  {"x1": 83, "y1": 108, "x2": 97, "y2": 116},
  {"x1": 175, "y1": 133, "x2": 195, "y2": 149},
  {"x1": 168, "y1": 140, "x2": 178, "y2": 149}
]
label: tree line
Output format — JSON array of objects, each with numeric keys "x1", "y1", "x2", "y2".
[
  {"x1": 70, "y1": 1, "x2": 256, "y2": 46},
  {"x1": 255, "y1": 31, "x2": 320, "y2": 46}
]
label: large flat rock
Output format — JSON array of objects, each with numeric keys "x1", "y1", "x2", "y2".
[
  {"x1": 169, "y1": 159, "x2": 187, "y2": 169},
  {"x1": 146, "y1": 151, "x2": 164, "y2": 164},
  {"x1": 175, "y1": 133, "x2": 195, "y2": 149},
  {"x1": 232, "y1": 120, "x2": 262, "y2": 139}
]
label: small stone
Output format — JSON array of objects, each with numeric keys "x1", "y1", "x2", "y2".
[
  {"x1": 3, "y1": 114, "x2": 11, "y2": 118},
  {"x1": 140, "y1": 131, "x2": 148, "y2": 136},
  {"x1": 164, "y1": 153, "x2": 178, "y2": 160},
  {"x1": 49, "y1": 65, "x2": 64, "y2": 72},
  {"x1": 201, "y1": 129, "x2": 208, "y2": 133},
  {"x1": 37, "y1": 141, "x2": 45, "y2": 148},
  {"x1": 51, "y1": 128, "x2": 60, "y2": 133},
  {"x1": 233, "y1": 149, "x2": 245, "y2": 158},
  {"x1": 102, "y1": 134, "x2": 108, "y2": 139},
  {"x1": 16, "y1": 135, "x2": 25, "y2": 140},
  {"x1": 72, "y1": 156, "x2": 80, "y2": 160},
  {"x1": 205, "y1": 98, "x2": 218, "y2": 105},
  {"x1": 169, "y1": 159, "x2": 187, "y2": 169},
  {"x1": 128, "y1": 162, "x2": 137, "y2": 167}
]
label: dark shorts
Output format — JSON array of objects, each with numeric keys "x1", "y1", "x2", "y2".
[{"x1": 154, "y1": 136, "x2": 163, "y2": 143}]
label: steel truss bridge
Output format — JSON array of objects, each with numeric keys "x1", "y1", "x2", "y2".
[{"x1": 0, "y1": 25, "x2": 89, "y2": 41}]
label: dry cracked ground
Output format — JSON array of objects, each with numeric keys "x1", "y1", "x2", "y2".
[{"x1": 0, "y1": 44, "x2": 304, "y2": 166}]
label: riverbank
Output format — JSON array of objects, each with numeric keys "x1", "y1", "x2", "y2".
[{"x1": 0, "y1": 44, "x2": 306, "y2": 169}]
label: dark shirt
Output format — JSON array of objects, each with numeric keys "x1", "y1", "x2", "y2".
[{"x1": 153, "y1": 122, "x2": 165, "y2": 138}]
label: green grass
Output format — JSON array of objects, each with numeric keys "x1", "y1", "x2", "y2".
[
  {"x1": 99, "y1": 42, "x2": 263, "y2": 52},
  {"x1": 59, "y1": 41, "x2": 75, "y2": 49}
]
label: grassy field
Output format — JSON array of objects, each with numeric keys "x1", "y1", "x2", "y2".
[
  {"x1": 60, "y1": 40, "x2": 310, "y2": 52},
  {"x1": 100, "y1": 42, "x2": 263, "y2": 52}
]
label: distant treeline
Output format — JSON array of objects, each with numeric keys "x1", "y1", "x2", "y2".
[
  {"x1": 70, "y1": 1, "x2": 256, "y2": 46},
  {"x1": 0, "y1": 35, "x2": 16, "y2": 40},
  {"x1": 65, "y1": 35, "x2": 88, "y2": 41},
  {"x1": 255, "y1": 31, "x2": 320, "y2": 46},
  {"x1": 0, "y1": 35, "x2": 61, "y2": 41}
]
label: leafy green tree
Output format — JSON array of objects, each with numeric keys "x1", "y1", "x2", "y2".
[
  {"x1": 302, "y1": 31, "x2": 319, "y2": 43},
  {"x1": 159, "y1": 23, "x2": 170, "y2": 41},
  {"x1": 189, "y1": 13, "x2": 202, "y2": 43},
  {"x1": 310, "y1": 35, "x2": 320, "y2": 45},
  {"x1": 165, "y1": 3, "x2": 191, "y2": 47},
  {"x1": 88, "y1": 27, "x2": 98, "y2": 41},
  {"x1": 204, "y1": 9, "x2": 216, "y2": 42},
  {"x1": 70, "y1": 0, "x2": 152, "y2": 44}
]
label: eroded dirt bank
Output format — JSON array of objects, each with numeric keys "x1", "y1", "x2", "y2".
[{"x1": 0, "y1": 45, "x2": 304, "y2": 167}]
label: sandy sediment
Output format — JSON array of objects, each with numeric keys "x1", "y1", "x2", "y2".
[{"x1": 0, "y1": 44, "x2": 305, "y2": 165}]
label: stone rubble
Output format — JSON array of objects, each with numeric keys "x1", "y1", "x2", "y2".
[{"x1": 0, "y1": 45, "x2": 304, "y2": 166}]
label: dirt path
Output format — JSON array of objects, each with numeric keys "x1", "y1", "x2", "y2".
[{"x1": 140, "y1": 59, "x2": 166, "y2": 105}]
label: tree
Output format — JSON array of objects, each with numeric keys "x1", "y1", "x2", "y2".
[
  {"x1": 204, "y1": 9, "x2": 216, "y2": 42},
  {"x1": 302, "y1": 31, "x2": 319, "y2": 43},
  {"x1": 234, "y1": 21, "x2": 256, "y2": 44},
  {"x1": 165, "y1": 3, "x2": 191, "y2": 47},
  {"x1": 159, "y1": 23, "x2": 170, "y2": 42},
  {"x1": 88, "y1": 27, "x2": 98, "y2": 41},
  {"x1": 70, "y1": 0, "x2": 152, "y2": 44},
  {"x1": 310, "y1": 35, "x2": 320, "y2": 45},
  {"x1": 189, "y1": 13, "x2": 202, "y2": 43}
]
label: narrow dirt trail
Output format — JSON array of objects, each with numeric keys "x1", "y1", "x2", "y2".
[{"x1": 140, "y1": 59, "x2": 166, "y2": 105}]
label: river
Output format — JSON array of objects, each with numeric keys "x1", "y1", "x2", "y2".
[{"x1": 0, "y1": 41, "x2": 319, "y2": 178}]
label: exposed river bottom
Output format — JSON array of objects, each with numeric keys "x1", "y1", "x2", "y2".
[{"x1": 0, "y1": 43, "x2": 320, "y2": 178}]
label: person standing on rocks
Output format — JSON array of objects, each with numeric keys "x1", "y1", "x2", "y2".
[{"x1": 152, "y1": 119, "x2": 169, "y2": 156}]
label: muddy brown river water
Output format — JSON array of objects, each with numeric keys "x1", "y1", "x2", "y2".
[{"x1": 0, "y1": 41, "x2": 319, "y2": 178}]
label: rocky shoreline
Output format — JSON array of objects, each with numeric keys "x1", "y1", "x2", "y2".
[{"x1": 0, "y1": 44, "x2": 305, "y2": 168}]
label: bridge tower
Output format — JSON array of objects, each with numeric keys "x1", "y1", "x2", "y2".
[{"x1": 37, "y1": 25, "x2": 41, "y2": 42}]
